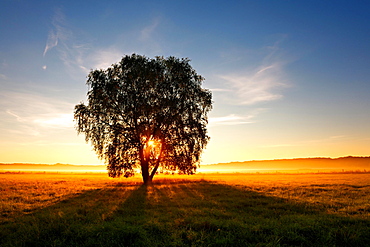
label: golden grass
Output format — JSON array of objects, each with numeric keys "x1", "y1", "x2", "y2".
[
  {"x1": 0, "y1": 173, "x2": 139, "y2": 222},
  {"x1": 202, "y1": 173, "x2": 370, "y2": 218},
  {"x1": 1, "y1": 172, "x2": 369, "y2": 223}
]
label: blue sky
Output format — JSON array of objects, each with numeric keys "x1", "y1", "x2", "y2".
[{"x1": 1, "y1": 0, "x2": 369, "y2": 165}]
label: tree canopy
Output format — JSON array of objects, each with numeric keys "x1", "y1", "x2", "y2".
[{"x1": 74, "y1": 54, "x2": 212, "y2": 184}]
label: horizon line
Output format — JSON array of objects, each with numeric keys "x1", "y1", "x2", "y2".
[{"x1": 1, "y1": 155, "x2": 369, "y2": 166}]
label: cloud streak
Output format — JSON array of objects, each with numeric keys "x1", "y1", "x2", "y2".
[
  {"x1": 43, "y1": 9, "x2": 70, "y2": 57},
  {"x1": 0, "y1": 73, "x2": 7, "y2": 80},
  {"x1": 209, "y1": 114, "x2": 254, "y2": 126},
  {"x1": 0, "y1": 90, "x2": 75, "y2": 138},
  {"x1": 42, "y1": 8, "x2": 91, "y2": 79},
  {"x1": 33, "y1": 113, "x2": 74, "y2": 129},
  {"x1": 74, "y1": 18, "x2": 164, "y2": 72},
  {"x1": 88, "y1": 47, "x2": 124, "y2": 70},
  {"x1": 43, "y1": 29, "x2": 58, "y2": 56},
  {"x1": 42, "y1": 10, "x2": 166, "y2": 79},
  {"x1": 217, "y1": 44, "x2": 290, "y2": 105},
  {"x1": 140, "y1": 18, "x2": 160, "y2": 41},
  {"x1": 220, "y1": 62, "x2": 288, "y2": 105},
  {"x1": 209, "y1": 109, "x2": 265, "y2": 126}
]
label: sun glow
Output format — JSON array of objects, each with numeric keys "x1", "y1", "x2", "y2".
[
  {"x1": 144, "y1": 138, "x2": 162, "y2": 160},
  {"x1": 147, "y1": 140, "x2": 155, "y2": 147}
]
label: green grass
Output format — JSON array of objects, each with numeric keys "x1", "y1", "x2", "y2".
[{"x1": 1, "y1": 179, "x2": 370, "y2": 246}]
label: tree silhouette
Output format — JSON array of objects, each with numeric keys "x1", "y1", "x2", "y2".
[{"x1": 74, "y1": 54, "x2": 212, "y2": 184}]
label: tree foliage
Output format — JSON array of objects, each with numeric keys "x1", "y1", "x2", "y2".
[{"x1": 74, "y1": 54, "x2": 212, "y2": 183}]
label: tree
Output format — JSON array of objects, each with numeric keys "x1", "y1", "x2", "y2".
[{"x1": 74, "y1": 54, "x2": 212, "y2": 184}]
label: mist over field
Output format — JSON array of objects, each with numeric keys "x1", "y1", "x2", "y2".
[
  {"x1": 200, "y1": 156, "x2": 370, "y2": 173},
  {"x1": 1, "y1": 156, "x2": 369, "y2": 174}
]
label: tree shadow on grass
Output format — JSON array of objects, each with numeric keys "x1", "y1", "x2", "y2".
[{"x1": 1, "y1": 180, "x2": 369, "y2": 246}]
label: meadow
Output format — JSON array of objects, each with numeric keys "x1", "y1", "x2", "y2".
[{"x1": 0, "y1": 172, "x2": 369, "y2": 246}]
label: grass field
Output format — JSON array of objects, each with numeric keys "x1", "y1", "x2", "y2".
[{"x1": 1, "y1": 172, "x2": 369, "y2": 246}]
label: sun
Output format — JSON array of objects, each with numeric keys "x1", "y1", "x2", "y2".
[{"x1": 147, "y1": 140, "x2": 155, "y2": 147}]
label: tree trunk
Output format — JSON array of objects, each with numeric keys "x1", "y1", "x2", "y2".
[
  {"x1": 141, "y1": 160, "x2": 152, "y2": 185},
  {"x1": 149, "y1": 159, "x2": 161, "y2": 181},
  {"x1": 149, "y1": 145, "x2": 162, "y2": 182}
]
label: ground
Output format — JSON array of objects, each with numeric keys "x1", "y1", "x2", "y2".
[{"x1": 1, "y1": 172, "x2": 369, "y2": 246}]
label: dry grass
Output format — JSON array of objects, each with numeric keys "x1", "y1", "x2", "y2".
[
  {"x1": 1, "y1": 172, "x2": 370, "y2": 246},
  {"x1": 202, "y1": 173, "x2": 370, "y2": 218},
  {"x1": 1, "y1": 172, "x2": 369, "y2": 222},
  {"x1": 0, "y1": 172, "x2": 143, "y2": 222}
]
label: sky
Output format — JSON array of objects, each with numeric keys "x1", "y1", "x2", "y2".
[{"x1": 1, "y1": 0, "x2": 369, "y2": 165}]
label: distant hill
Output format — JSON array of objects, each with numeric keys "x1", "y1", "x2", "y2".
[
  {"x1": 198, "y1": 156, "x2": 370, "y2": 173},
  {"x1": 1, "y1": 156, "x2": 370, "y2": 173},
  {"x1": 0, "y1": 163, "x2": 106, "y2": 172}
]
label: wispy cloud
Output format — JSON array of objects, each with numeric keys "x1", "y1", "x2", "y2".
[
  {"x1": 217, "y1": 43, "x2": 290, "y2": 105},
  {"x1": 19, "y1": 140, "x2": 81, "y2": 146},
  {"x1": 140, "y1": 18, "x2": 160, "y2": 41},
  {"x1": 43, "y1": 10, "x2": 166, "y2": 78},
  {"x1": 43, "y1": 9, "x2": 91, "y2": 78},
  {"x1": 33, "y1": 113, "x2": 74, "y2": 129},
  {"x1": 209, "y1": 114, "x2": 254, "y2": 126},
  {"x1": 0, "y1": 73, "x2": 7, "y2": 80},
  {"x1": 88, "y1": 47, "x2": 124, "y2": 70},
  {"x1": 6, "y1": 110, "x2": 25, "y2": 123},
  {"x1": 80, "y1": 18, "x2": 164, "y2": 71},
  {"x1": 220, "y1": 62, "x2": 287, "y2": 105},
  {"x1": 0, "y1": 91, "x2": 75, "y2": 138},
  {"x1": 209, "y1": 109, "x2": 265, "y2": 126},
  {"x1": 43, "y1": 8, "x2": 70, "y2": 57},
  {"x1": 58, "y1": 42, "x2": 91, "y2": 76},
  {"x1": 43, "y1": 29, "x2": 59, "y2": 56},
  {"x1": 136, "y1": 17, "x2": 163, "y2": 55},
  {"x1": 209, "y1": 88, "x2": 232, "y2": 92}
]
